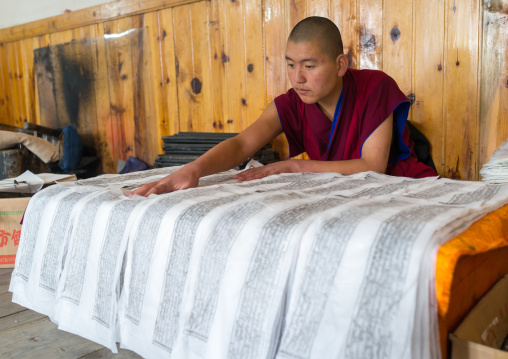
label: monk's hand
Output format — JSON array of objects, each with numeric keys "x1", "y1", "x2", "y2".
[
  {"x1": 128, "y1": 165, "x2": 200, "y2": 197},
  {"x1": 234, "y1": 161, "x2": 297, "y2": 182}
]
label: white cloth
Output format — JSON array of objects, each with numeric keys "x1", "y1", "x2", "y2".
[{"x1": 10, "y1": 169, "x2": 508, "y2": 359}]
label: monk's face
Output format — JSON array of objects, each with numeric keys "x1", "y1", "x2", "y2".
[{"x1": 285, "y1": 40, "x2": 342, "y2": 106}]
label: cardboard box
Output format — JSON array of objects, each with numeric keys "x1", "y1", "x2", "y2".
[
  {"x1": 450, "y1": 274, "x2": 508, "y2": 359},
  {"x1": 0, "y1": 197, "x2": 30, "y2": 268}
]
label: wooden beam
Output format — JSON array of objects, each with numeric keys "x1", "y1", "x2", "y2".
[{"x1": 0, "y1": 0, "x2": 204, "y2": 44}]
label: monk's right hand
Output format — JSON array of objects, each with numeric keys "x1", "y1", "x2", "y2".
[{"x1": 127, "y1": 166, "x2": 200, "y2": 197}]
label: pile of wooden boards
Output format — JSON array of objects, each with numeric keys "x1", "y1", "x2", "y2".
[{"x1": 154, "y1": 132, "x2": 279, "y2": 168}]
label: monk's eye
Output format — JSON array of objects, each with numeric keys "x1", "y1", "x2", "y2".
[
  {"x1": 287, "y1": 63, "x2": 295, "y2": 68},
  {"x1": 306, "y1": 65, "x2": 315, "y2": 69}
]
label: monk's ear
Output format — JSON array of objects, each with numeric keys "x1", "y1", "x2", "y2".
[{"x1": 336, "y1": 54, "x2": 348, "y2": 76}]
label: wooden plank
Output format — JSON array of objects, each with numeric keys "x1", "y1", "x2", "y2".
[
  {"x1": 479, "y1": 3, "x2": 508, "y2": 170},
  {"x1": 20, "y1": 38, "x2": 38, "y2": 124},
  {"x1": 190, "y1": 1, "x2": 215, "y2": 133},
  {"x1": 307, "y1": 0, "x2": 329, "y2": 18},
  {"x1": 71, "y1": 25, "x2": 99, "y2": 41},
  {"x1": 14, "y1": 40, "x2": 28, "y2": 126},
  {"x1": 443, "y1": 0, "x2": 480, "y2": 180},
  {"x1": 413, "y1": 0, "x2": 445, "y2": 176},
  {"x1": 93, "y1": 24, "x2": 116, "y2": 174},
  {"x1": 0, "y1": 0, "x2": 205, "y2": 44},
  {"x1": 173, "y1": 5, "x2": 194, "y2": 132},
  {"x1": 0, "y1": 317, "x2": 104, "y2": 358},
  {"x1": 224, "y1": 0, "x2": 248, "y2": 133},
  {"x1": 287, "y1": 0, "x2": 306, "y2": 36},
  {"x1": 244, "y1": 0, "x2": 265, "y2": 127},
  {"x1": 0, "y1": 291, "x2": 25, "y2": 318},
  {"x1": 383, "y1": 0, "x2": 412, "y2": 95},
  {"x1": 33, "y1": 43, "x2": 59, "y2": 130},
  {"x1": 331, "y1": 0, "x2": 359, "y2": 69},
  {"x1": 208, "y1": 0, "x2": 229, "y2": 132},
  {"x1": 80, "y1": 347, "x2": 142, "y2": 358},
  {"x1": 103, "y1": 18, "x2": 136, "y2": 164},
  {"x1": 158, "y1": 8, "x2": 180, "y2": 138},
  {"x1": 6, "y1": 41, "x2": 24, "y2": 127},
  {"x1": 262, "y1": 0, "x2": 287, "y2": 103},
  {"x1": 49, "y1": 30, "x2": 73, "y2": 45},
  {"x1": 0, "y1": 43, "x2": 13, "y2": 124},
  {"x1": 0, "y1": 310, "x2": 46, "y2": 332},
  {"x1": 0, "y1": 270, "x2": 12, "y2": 287},
  {"x1": 130, "y1": 14, "x2": 151, "y2": 164},
  {"x1": 358, "y1": 0, "x2": 383, "y2": 70},
  {"x1": 145, "y1": 11, "x2": 165, "y2": 157},
  {"x1": 33, "y1": 35, "x2": 51, "y2": 126}
]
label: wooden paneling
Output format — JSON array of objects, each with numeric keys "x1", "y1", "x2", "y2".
[
  {"x1": 413, "y1": 0, "x2": 445, "y2": 175},
  {"x1": 443, "y1": 0, "x2": 481, "y2": 180},
  {"x1": 173, "y1": 5, "x2": 195, "y2": 132},
  {"x1": 158, "y1": 8, "x2": 180, "y2": 137},
  {"x1": 0, "y1": 0, "x2": 203, "y2": 43},
  {"x1": 383, "y1": 0, "x2": 412, "y2": 95},
  {"x1": 0, "y1": 0, "x2": 505, "y2": 179},
  {"x1": 103, "y1": 18, "x2": 136, "y2": 166},
  {"x1": 331, "y1": 0, "x2": 358, "y2": 69},
  {"x1": 358, "y1": 0, "x2": 383, "y2": 70},
  {"x1": 224, "y1": 0, "x2": 249, "y2": 132}
]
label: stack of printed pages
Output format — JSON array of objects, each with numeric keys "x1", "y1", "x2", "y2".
[
  {"x1": 9, "y1": 168, "x2": 508, "y2": 359},
  {"x1": 481, "y1": 139, "x2": 508, "y2": 183}
]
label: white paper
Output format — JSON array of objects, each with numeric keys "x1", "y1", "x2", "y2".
[{"x1": 10, "y1": 169, "x2": 508, "y2": 359}]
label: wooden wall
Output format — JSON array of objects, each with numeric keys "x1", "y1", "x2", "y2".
[{"x1": 0, "y1": 0, "x2": 506, "y2": 179}]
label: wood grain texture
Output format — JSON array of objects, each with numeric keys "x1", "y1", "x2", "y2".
[
  {"x1": 158, "y1": 8, "x2": 180, "y2": 137},
  {"x1": 383, "y1": 0, "x2": 412, "y2": 95},
  {"x1": 244, "y1": 0, "x2": 266, "y2": 127},
  {"x1": 413, "y1": 0, "x2": 445, "y2": 175},
  {"x1": 103, "y1": 18, "x2": 136, "y2": 164},
  {"x1": 20, "y1": 38, "x2": 38, "y2": 124},
  {"x1": 224, "y1": 0, "x2": 249, "y2": 132},
  {"x1": 208, "y1": 0, "x2": 230, "y2": 132},
  {"x1": 6, "y1": 41, "x2": 25, "y2": 127},
  {"x1": 443, "y1": 0, "x2": 480, "y2": 180},
  {"x1": 358, "y1": 0, "x2": 383, "y2": 70},
  {"x1": 191, "y1": 1, "x2": 214, "y2": 132},
  {"x1": 0, "y1": 43, "x2": 14, "y2": 125},
  {"x1": 265, "y1": 0, "x2": 289, "y2": 159},
  {"x1": 93, "y1": 24, "x2": 117, "y2": 173},
  {"x1": 331, "y1": 0, "x2": 358, "y2": 69},
  {"x1": 173, "y1": 5, "x2": 194, "y2": 132}
]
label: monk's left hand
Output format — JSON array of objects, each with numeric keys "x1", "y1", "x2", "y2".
[{"x1": 234, "y1": 160, "x2": 297, "y2": 182}]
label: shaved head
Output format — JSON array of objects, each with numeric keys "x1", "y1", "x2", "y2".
[{"x1": 288, "y1": 17, "x2": 344, "y2": 60}]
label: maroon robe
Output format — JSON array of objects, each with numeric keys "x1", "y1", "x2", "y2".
[{"x1": 274, "y1": 68, "x2": 437, "y2": 178}]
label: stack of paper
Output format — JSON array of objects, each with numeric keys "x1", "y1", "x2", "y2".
[
  {"x1": 481, "y1": 139, "x2": 508, "y2": 183},
  {"x1": 9, "y1": 168, "x2": 508, "y2": 359},
  {"x1": 0, "y1": 170, "x2": 77, "y2": 194}
]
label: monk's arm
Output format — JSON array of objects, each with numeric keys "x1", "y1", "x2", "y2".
[
  {"x1": 234, "y1": 114, "x2": 393, "y2": 181},
  {"x1": 130, "y1": 102, "x2": 282, "y2": 196}
]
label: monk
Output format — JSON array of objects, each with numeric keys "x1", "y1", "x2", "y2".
[{"x1": 131, "y1": 16, "x2": 436, "y2": 197}]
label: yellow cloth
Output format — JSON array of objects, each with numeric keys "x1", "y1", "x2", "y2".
[{"x1": 436, "y1": 204, "x2": 508, "y2": 316}]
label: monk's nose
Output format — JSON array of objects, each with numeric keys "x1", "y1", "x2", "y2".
[{"x1": 295, "y1": 68, "x2": 305, "y2": 83}]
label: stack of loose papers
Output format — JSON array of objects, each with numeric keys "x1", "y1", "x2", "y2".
[
  {"x1": 0, "y1": 170, "x2": 76, "y2": 194},
  {"x1": 9, "y1": 169, "x2": 508, "y2": 359},
  {"x1": 481, "y1": 139, "x2": 508, "y2": 183}
]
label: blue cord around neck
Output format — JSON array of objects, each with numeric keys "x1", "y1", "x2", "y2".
[{"x1": 327, "y1": 89, "x2": 344, "y2": 150}]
